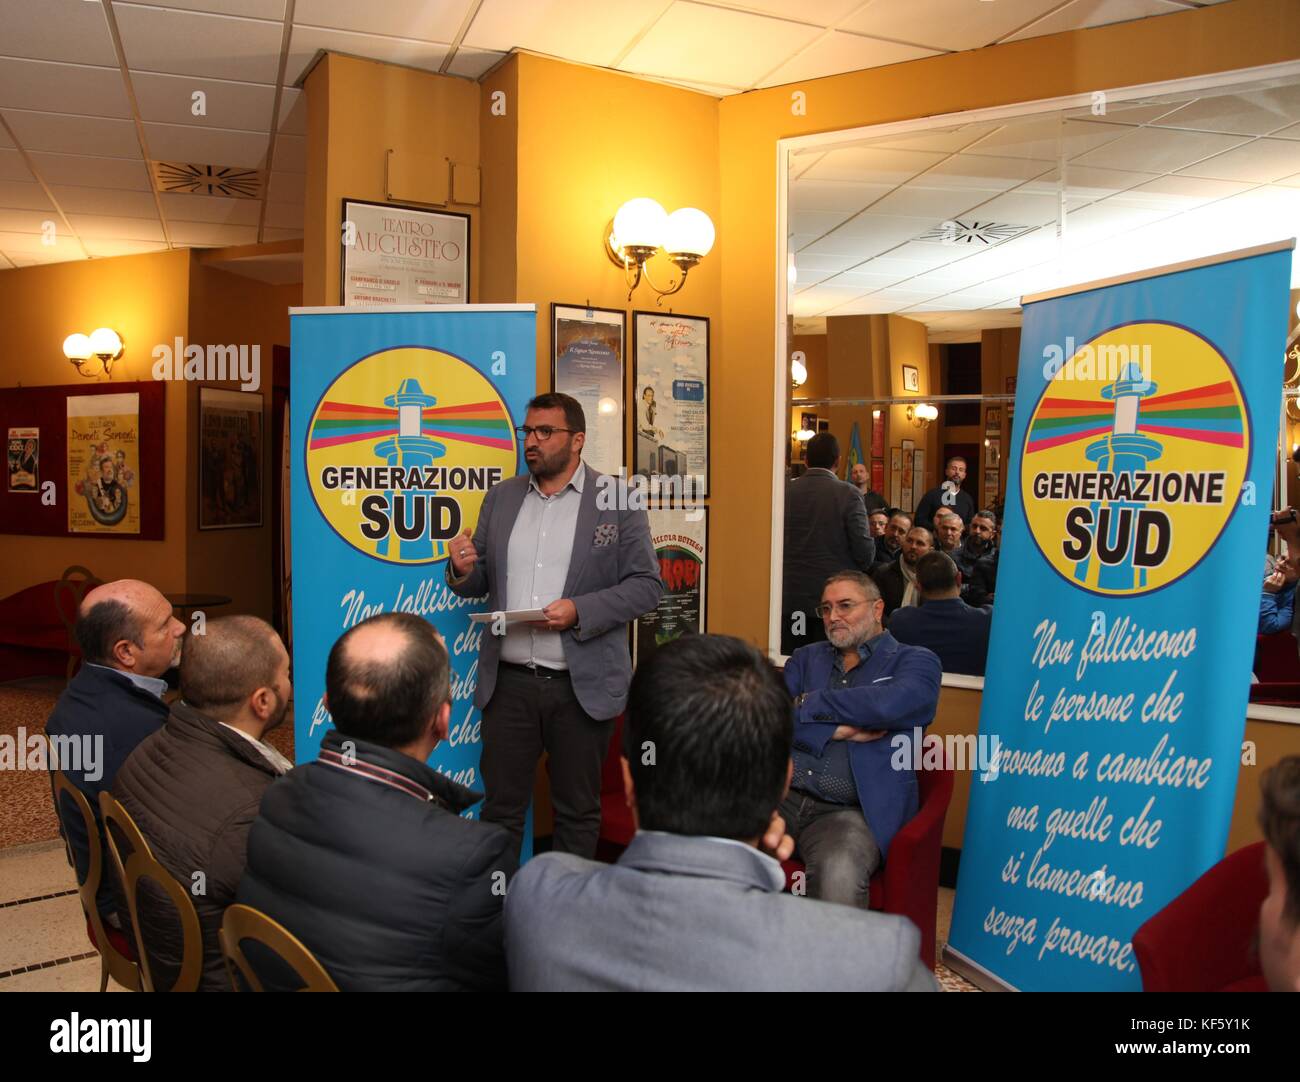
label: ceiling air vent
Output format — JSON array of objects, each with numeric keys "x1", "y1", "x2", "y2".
[
  {"x1": 150, "y1": 162, "x2": 262, "y2": 198},
  {"x1": 916, "y1": 219, "x2": 1031, "y2": 246}
]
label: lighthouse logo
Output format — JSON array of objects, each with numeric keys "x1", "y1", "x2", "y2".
[
  {"x1": 305, "y1": 346, "x2": 517, "y2": 565},
  {"x1": 1021, "y1": 322, "x2": 1249, "y2": 597}
]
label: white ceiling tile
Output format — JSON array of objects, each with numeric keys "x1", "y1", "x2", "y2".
[
  {"x1": 0, "y1": 125, "x2": 11, "y2": 149},
  {"x1": 1277, "y1": 172, "x2": 1300, "y2": 189},
  {"x1": 169, "y1": 220, "x2": 258, "y2": 245},
  {"x1": 261, "y1": 225, "x2": 303, "y2": 241},
  {"x1": 159, "y1": 191, "x2": 260, "y2": 224},
  {"x1": 294, "y1": 0, "x2": 465, "y2": 41},
  {"x1": 0, "y1": 59, "x2": 131, "y2": 119},
  {"x1": 277, "y1": 88, "x2": 306, "y2": 133},
  {"x1": 964, "y1": 117, "x2": 1127, "y2": 162},
  {"x1": 829, "y1": 268, "x2": 914, "y2": 288},
  {"x1": 711, "y1": 0, "x2": 863, "y2": 21},
  {"x1": 0, "y1": 0, "x2": 120, "y2": 65},
  {"x1": 133, "y1": 71, "x2": 276, "y2": 130},
  {"x1": 1063, "y1": 100, "x2": 1188, "y2": 126},
  {"x1": 841, "y1": 0, "x2": 1062, "y2": 52},
  {"x1": 266, "y1": 170, "x2": 304, "y2": 203},
  {"x1": 1022, "y1": 164, "x2": 1157, "y2": 201},
  {"x1": 790, "y1": 179, "x2": 894, "y2": 213},
  {"x1": 1, "y1": 233, "x2": 84, "y2": 259},
  {"x1": 1003, "y1": 0, "x2": 1185, "y2": 43},
  {"x1": 1073, "y1": 127, "x2": 1249, "y2": 173},
  {"x1": 83, "y1": 238, "x2": 172, "y2": 258},
  {"x1": 0, "y1": 208, "x2": 58, "y2": 233},
  {"x1": 790, "y1": 209, "x2": 853, "y2": 236},
  {"x1": 619, "y1": 2, "x2": 821, "y2": 89},
  {"x1": 144, "y1": 121, "x2": 270, "y2": 168},
  {"x1": 115, "y1": 5, "x2": 285, "y2": 84},
  {"x1": 915, "y1": 153, "x2": 1052, "y2": 190},
  {"x1": 756, "y1": 30, "x2": 939, "y2": 89},
  {"x1": 792, "y1": 251, "x2": 862, "y2": 271},
  {"x1": 960, "y1": 188, "x2": 1080, "y2": 226},
  {"x1": 1106, "y1": 173, "x2": 1252, "y2": 211},
  {"x1": 1150, "y1": 84, "x2": 1300, "y2": 137},
  {"x1": 3, "y1": 111, "x2": 141, "y2": 159},
  {"x1": 28, "y1": 152, "x2": 152, "y2": 190},
  {"x1": 270, "y1": 133, "x2": 305, "y2": 172},
  {"x1": 1059, "y1": 202, "x2": 1171, "y2": 246},
  {"x1": 285, "y1": 25, "x2": 451, "y2": 84},
  {"x1": 866, "y1": 184, "x2": 1005, "y2": 220},
  {"x1": 445, "y1": 47, "x2": 508, "y2": 80},
  {"x1": 264, "y1": 201, "x2": 303, "y2": 228},
  {"x1": 799, "y1": 146, "x2": 946, "y2": 184},
  {"x1": 118, "y1": 1, "x2": 286, "y2": 17},
  {"x1": 68, "y1": 212, "x2": 166, "y2": 241},
  {"x1": 827, "y1": 289, "x2": 942, "y2": 315},
  {"x1": 1177, "y1": 137, "x2": 1300, "y2": 184},
  {"x1": 465, "y1": 0, "x2": 663, "y2": 68},
  {"x1": 51, "y1": 185, "x2": 160, "y2": 217},
  {"x1": 860, "y1": 122, "x2": 1002, "y2": 155},
  {"x1": 884, "y1": 240, "x2": 990, "y2": 270},
  {"x1": 0, "y1": 181, "x2": 53, "y2": 211}
]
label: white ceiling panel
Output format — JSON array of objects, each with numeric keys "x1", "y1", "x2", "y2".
[
  {"x1": 619, "y1": 2, "x2": 821, "y2": 88},
  {"x1": 1073, "y1": 126, "x2": 1249, "y2": 173},
  {"x1": 0, "y1": 208, "x2": 57, "y2": 233},
  {"x1": 465, "y1": 0, "x2": 664, "y2": 68},
  {"x1": 0, "y1": 181, "x2": 53, "y2": 211},
  {"x1": 793, "y1": 250, "x2": 865, "y2": 272},
  {"x1": 270, "y1": 133, "x2": 305, "y2": 172},
  {"x1": 965, "y1": 117, "x2": 1127, "y2": 162},
  {"x1": 818, "y1": 213, "x2": 934, "y2": 245},
  {"x1": 712, "y1": 0, "x2": 863, "y2": 20},
  {"x1": 115, "y1": 5, "x2": 285, "y2": 84},
  {"x1": 118, "y1": 1, "x2": 287, "y2": 17},
  {"x1": 144, "y1": 121, "x2": 270, "y2": 168},
  {"x1": 1004, "y1": 0, "x2": 1185, "y2": 43},
  {"x1": 277, "y1": 88, "x2": 305, "y2": 133},
  {"x1": 168, "y1": 220, "x2": 258, "y2": 245},
  {"x1": 0, "y1": 229, "x2": 82, "y2": 255},
  {"x1": 790, "y1": 179, "x2": 894, "y2": 213},
  {"x1": 133, "y1": 71, "x2": 276, "y2": 130},
  {"x1": 68, "y1": 213, "x2": 166, "y2": 241},
  {"x1": 790, "y1": 210, "x2": 855, "y2": 236},
  {"x1": 828, "y1": 289, "x2": 944, "y2": 315},
  {"x1": 1107, "y1": 172, "x2": 1252, "y2": 210},
  {"x1": 757, "y1": 30, "x2": 939, "y2": 89},
  {"x1": 294, "y1": 0, "x2": 468, "y2": 42},
  {"x1": 51, "y1": 185, "x2": 161, "y2": 217},
  {"x1": 159, "y1": 191, "x2": 260, "y2": 224},
  {"x1": 0, "y1": 0, "x2": 120, "y2": 66},
  {"x1": 0, "y1": 59, "x2": 131, "y2": 119},
  {"x1": 800, "y1": 146, "x2": 946, "y2": 184},
  {"x1": 83, "y1": 238, "x2": 171, "y2": 258},
  {"x1": 831, "y1": 268, "x2": 923, "y2": 289},
  {"x1": 445, "y1": 48, "x2": 507, "y2": 80},
  {"x1": 28, "y1": 152, "x2": 153, "y2": 191},
  {"x1": 1022, "y1": 165, "x2": 1158, "y2": 201},
  {"x1": 1059, "y1": 201, "x2": 1171, "y2": 246},
  {"x1": 0, "y1": 125, "x2": 11, "y2": 149},
  {"x1": 284, "y1": 25, "x2": 451, "y2": 84},
  {"x1": 860, "y1": 123, "x2": 1002, "y2": 155},
  {"x1": 264, "y1": 201, "x2": 303, "y2": 228},
  {"x1": 261, "y1": 225, "x2": 303, "y2": 241},
  {"x1": 1151, "y1": 84, "x2": 1300, "y2": 136},
  {"x1": 266, "y1": 170, "x2": 304, "y2": 204},
  {"x1": 2, "y1": 112, "x2": 141, "y2": 159},
  {"x1": 841, "y1": 0, "x2": 1063, "y2": 52},
  {"x1": 1177, "y1": 137, "x2": 1300, "y2": 184},
  {"x1": 914, "y1": 153, "x2": 1052, "y2": 190},
  {"x1": 961, "y1": 188, "x2": 1081, "y2": 226},
  {"x1": 866, "y1": 184, "x2": 1005, "y2": 220}
]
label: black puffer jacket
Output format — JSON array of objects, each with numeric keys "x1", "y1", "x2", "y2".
[
  {"x1": 113, "y1": 701, "x2": 283, "y2": 991},
  {"x1": 236, "y1": 728, "x2": 515, "y2": 992}
]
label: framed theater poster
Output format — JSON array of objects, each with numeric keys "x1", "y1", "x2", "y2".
[
  {"x1": 7, "y1": 427, "x2": 38, "y2": 493},
  {"x1": 340, "y1": 198, "x2": 469, "y2": 306},
  {"x1": 889, "y1": 447, "x2": 902, "y2": 509},
  {"x1": 199, "y1": 387, "x2": 263, "y2": 529},
  {"x1": 633, "y1": 311, "x2": 709, "y2": 498},
  {"x1": 552, "y1": 304, "x2": 625, "y2": 476},
  {"x1": 634, "y1": 506, "x2": 707, "y2": 666},
  {"x1": 912, "y1": 448, "x2": 926, "y2": 494},
  {"x1": 68, "y1": 393, "x2": 141, "y2": 535},
  {"x1": 900, "y1": 438, "x2": 915, "y2": 512}
]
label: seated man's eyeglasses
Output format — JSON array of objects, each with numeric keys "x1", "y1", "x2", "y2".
[
  {"x1": 815, "y1": 599, "x2": 870, "y2": 619},
  {"x1": 515, "y1": 425, "x2": 576, "y2": 441}
]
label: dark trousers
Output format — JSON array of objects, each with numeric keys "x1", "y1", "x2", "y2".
[
  {"x1": 480, "y1": 664, "x2": 614, "y2": 862},
  {"x1": 778, "y1": 789, "x2": 881, "y2": 910}
]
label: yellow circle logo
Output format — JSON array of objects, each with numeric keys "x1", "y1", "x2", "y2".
[
  {"x1": 306, "y1": 346, "x2": 517, "y2": 565},
  {"x1": 1021, "y1": 321, "x2": 1249, "y2": 596}
]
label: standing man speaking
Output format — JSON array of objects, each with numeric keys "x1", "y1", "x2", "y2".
[{"x1": 447, "y1": 392, "x2": 661, "y2": 860}]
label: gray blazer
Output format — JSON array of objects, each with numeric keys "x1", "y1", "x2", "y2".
[
  {"x1": 505, "y1": 832, "x2": 938, "y2": 991},
  {"x1": 783, "y1": 468, "x2": 876, "y2": 614},
  {"x1": 447, "y1": 463, "x2": 662, "y2": 720}
]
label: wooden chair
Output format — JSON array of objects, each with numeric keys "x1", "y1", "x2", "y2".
[
  {"x1": 50, "y1": 771, "x2": 140, "y2": 992},
  {"x1": 219, "y1": 904, "x2": 339, "y2": 992},
  {"x1": 53, "y1": 565, "x2": 101, "y2": 683},
  {"x1": 98, "y1": 792, "x2": 203, "y2": 993}
]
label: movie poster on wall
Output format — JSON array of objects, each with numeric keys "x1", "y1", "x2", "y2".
[
  {"x1": 341, "y1": 199, "x2": 469, "y2": 306},
  {"x1": 7, "y1": 427, "x2": 38, "y2": 492},
  {"x1": 634, "y1": 507, "x2": 707, "y2": 665},
  {"x1": 67, "y1": 393, "x2": 140, "y2": 534},
  {"x1": 633, "y1": 312, "x2": 708, "y2": 497},
  {"x1": 552, "y1": 304, "x2": 625, "y2": 477},
  {"x1": 199, "y1": 387, "x2": 263, "y2": 529}
]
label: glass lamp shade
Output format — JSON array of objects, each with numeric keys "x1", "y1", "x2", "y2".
[
  {"x1": 63, "y1": 333, "x2": 92, "y2": 360},
  {"x1": 88, "y1": 327, "x2": 122, "y2": 358},
  {"x1": 612, "y1": 198, "x2": 667, "y2": 252},
  {"x1": 796, "y1": 428, "x2": 815, "y2": 442},
  {"x1": 790, "y1": 358, "x2": 808, "y2": 386},
  {"x1": 663, "y1": 207, "x2": 715, "y2": 257}
]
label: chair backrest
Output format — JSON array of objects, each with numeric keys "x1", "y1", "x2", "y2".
[
  {"x1": 98, "y1": 791, "x2": 204, "y2": 993},
  {"x1": 219, "y1": 905, "x2": 339, "y2": 992},
  {"x1": 50, "y1": 771, "x2": 140, "y2": 991},
  {"x1": 54, "y1": 565, "x2": 101, "y2": 681}
]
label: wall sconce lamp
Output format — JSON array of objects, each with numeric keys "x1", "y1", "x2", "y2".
[
  {"x1": 795, "y1": 427, "x2": 816, "y2": 443},
  {"x1": 64, "y1": 328, "x2": 124, "y2": 378},
  {"x1": 605, "y1": 198, "x2": 715, "y2": 303},
  {"x1": 906, "y1": 402, "x2": 938, "y2": 429},
  {"x1": 791, "y1": 357, "x2": 808, "y2": 387}
]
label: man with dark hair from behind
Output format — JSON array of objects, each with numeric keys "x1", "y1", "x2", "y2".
[
  {"x1": 237, "y1": 612, "x2": 514, "y2": 991},
  {"x1": 888, "y1": 551, "x2": 993, "y2": 677},
  {"x1": 782, "y1": 431, "x2": 875, "y2": 655},
  {"x1": 1259, "y1": 756, "x2": 1300, "y2": 992},
  {"x1": 47, "y1": 579, "x2": 185, "y2": 935},
  {"x1": 504, "y1": 633, "x2": 936, "y2": 991},
  {"x1": 114, "y1": 616, "x2": 292, "y2": 991}
]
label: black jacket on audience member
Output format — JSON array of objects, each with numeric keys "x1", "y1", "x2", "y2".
[
  {"x1": 113, "y1": 701, "x2": 281, "y2": 992},
  {"x1": 889, "y1": 596, "x2": 993, "y2": 677},
  {"x1": 872, "y1": 560, "x2": 911, "y2": 619},
  {"x1": 966, "y1": 550, "x2": 1000, "y2": 607},
  {"x1": 237, "y1": 728, "x2": 515, "y2": 992}
]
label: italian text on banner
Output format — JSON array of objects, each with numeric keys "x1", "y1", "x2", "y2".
[{"x1": 946, "y1": 242, "x2": 1295, "y2": 991}]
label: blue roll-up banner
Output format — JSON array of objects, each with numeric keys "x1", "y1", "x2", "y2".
[
  {"x1": 289, "y1": 304, "x2": 536, "y2": 848},
  {"x1": 947, "y1": 243, "x2": 1294, "y2": 991}
]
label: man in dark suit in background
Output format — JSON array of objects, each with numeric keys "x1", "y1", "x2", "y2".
[
  {"x1": 782, "y1": 432, "x2": 875, "y2": 655},
  {"x1": 913, "y1": 456, "x2": 975, "y2": 531},
  {"x1": 873, "y1": 525, "x2": 933, "y2": 619},
  {"x1": 889, "y1": 552, "x2": 993, "y2": 677}
]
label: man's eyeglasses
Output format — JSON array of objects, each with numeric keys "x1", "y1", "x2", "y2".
[
  {"x1": 814, "y1": 599, "x2": 873, "y2": 619},
  {"x1": 515, "y1": 426, "x2": 577, "y2": 442}
]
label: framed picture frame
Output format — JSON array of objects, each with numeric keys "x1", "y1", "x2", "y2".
[
  {"x1": 633, "y1": 506, "x2": 707, "y2": 665},
  {"x1": 900, "y1": 438, "x2": 915, "y2": 512},
  {"x1": 871, "y1": 410, "x2": 885, "y2": 458},
  {"x1": 340, "y1": 198, "x2": 470, "y2": 306},
  {"x1": 633, "y1": 311, "x2": 709, "y2": 499},
  {"x1": 902, "y1": 364, "x2": 920, "y2": 393},
  {"x1": 551, "y1": 304, "x2": 626, "y2": 477},
  {"x1": 199, "y1": 387, "x2": 263, "y2": 530},
  {"x1": 871, "y1": 458, "x2": 884, "y2": 494},
  {"x1": 986, "y1": 439, "x2": 1001, "y2": 468},
  {"x1": 985, "y1": 406, "x2": 1001, "y2": 435},
  {"x1": 913, "y1": 448, "x2": 926, "y2": 493},
  {"x1": 889, "y1": 447, "x2": 902, "y2": 509},
  {"x1": 985, "y1": 468, "x2": 1000, "y2": 491}
]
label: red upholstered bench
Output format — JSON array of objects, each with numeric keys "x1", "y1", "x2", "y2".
[{"x1": 0, "y1": 568, "x2": 99, "y2": 683}]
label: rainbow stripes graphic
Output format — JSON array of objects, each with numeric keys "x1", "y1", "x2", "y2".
[
  {"x1": 1026, "y1": 380, "x2": 1243, "y2": 455},
  {"x1": 309, "y1": 399, "x2": 514, "y2": 451}
]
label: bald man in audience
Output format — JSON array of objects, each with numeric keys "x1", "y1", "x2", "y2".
[
  {"x1": 114, "y1": 616, "x2": 292, "y2": 991},
  {"x1": 932, "y1": 508, "x2": 964, "y2": 557},
  {"x1": 46, "y1": 579, "x2": 185, "y2": 930}
]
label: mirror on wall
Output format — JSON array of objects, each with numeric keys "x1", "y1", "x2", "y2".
[{"x1": 774, "y1": 69, "x2": 1300, "y2": 689}]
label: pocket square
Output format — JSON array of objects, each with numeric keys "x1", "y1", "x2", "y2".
[
  {"x1": 593, "y1": 522, "x2": 619, "y2": 547},
  {"x1": 872, "y1": 676, "x2": 893, "y2": 683}
]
